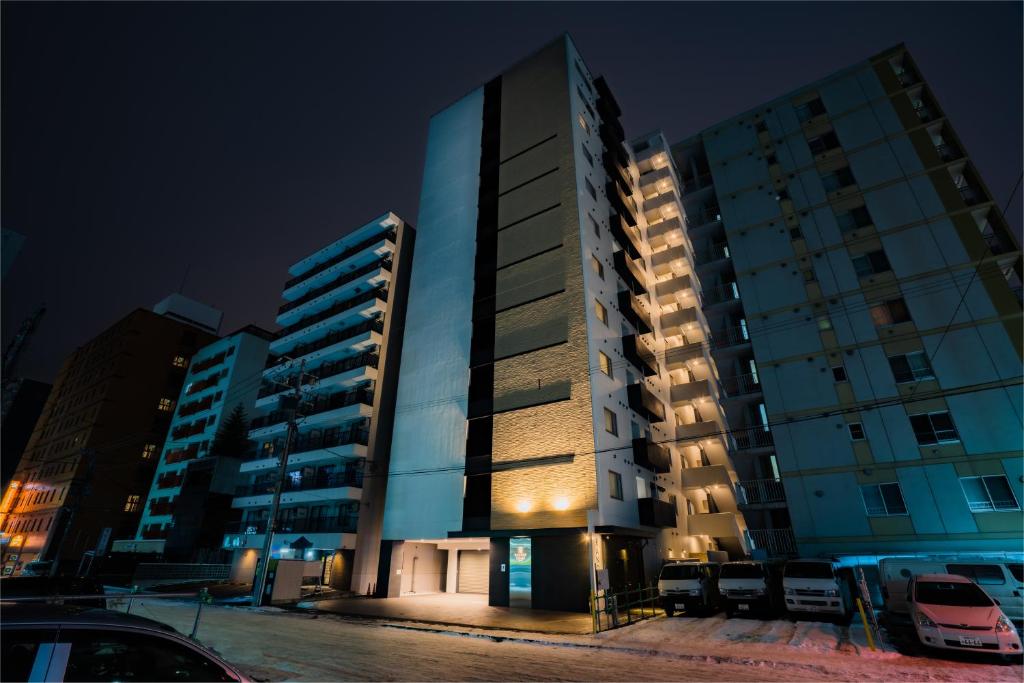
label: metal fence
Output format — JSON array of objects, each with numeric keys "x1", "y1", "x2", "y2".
[{"x1": 591, "y1": 585, "x2": 662, "y2": 632}]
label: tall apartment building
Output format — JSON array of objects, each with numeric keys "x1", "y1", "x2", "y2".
[
  {"x1": 0, "y1": 297, "x2": 221, "y2": 575},
  {"x1": 112, "y1": 325, "x2": 273, "y2": 561},
  {"x1": 223, "y1": 213, "x2": 413, "y2": 593},
  {"x1": 631, "y1": 44, "x2": 1021, "y2": 560},
  {"x1": 379, "y1": 35, "x2": 744, "y2": 613}
]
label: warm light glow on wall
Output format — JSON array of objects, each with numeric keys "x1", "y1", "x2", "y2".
[
  {"x1": 516, "y1": 500, "x2": 532, "y2": 513},
  {"x1": 553, "y1": 496, "x2": 570, "y2": 511}
]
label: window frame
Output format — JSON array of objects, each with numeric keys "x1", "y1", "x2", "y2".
[
  {"x1": 959, "y1": 475, "x2": 1020, "y2": 513},
  {"x1": 594, "y1": 299, "x2": 608, "y2": 325},
  {"x1": 608, "y1": 470, "x2": 624, "y2": 500},
  {"x1": 888, "y1": 351, "x2": 934, "y2": 383},
  {"x1": 909, "y1": 410, "x2": 960, "y2": 445},
  {"x1": 860, "y1": 481, "x2": 909, "y2": 516},
  {"x1": 604, "y1": 407, "x2": 618, "y2": 436},
  {"x1": 598, "y1": 351, "x2": 614, "y2": 379}
]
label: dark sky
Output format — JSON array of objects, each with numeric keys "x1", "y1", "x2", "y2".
[{"x1": 3, "y1": 2, "x2": 1021, "y2": 383}]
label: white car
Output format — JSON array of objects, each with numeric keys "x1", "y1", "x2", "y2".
[
  {"x1": 908, "y1": 573, "x2": 1022, "y2": 657},
  {"x1": 783, "y1": 559, "x2": 851, "y2": 619}
]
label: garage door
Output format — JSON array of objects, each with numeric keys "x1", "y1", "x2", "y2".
[{"x1": 457, "y1": 550, "x2": 489, "y2": 594}]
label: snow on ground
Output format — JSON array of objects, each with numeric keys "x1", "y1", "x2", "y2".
[{"x1": 121, "y1": 600, "x2": 1021, "y2": 682}]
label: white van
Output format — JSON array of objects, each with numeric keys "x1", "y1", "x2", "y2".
[
  {"x1": 880, "y1": 557, "x2": 1023, "y2": 626},
  {"x1": 718, "y1": 560, "x2": 781, "y2": 617},
  {"x1": 657, "y1": 561, "x2": 721, "y2": 617},
  {"x1": 782, "y1": 559, "x2": 852, "y2": 619}
]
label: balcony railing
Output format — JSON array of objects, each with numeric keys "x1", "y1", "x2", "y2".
[
  {"x1": 276, "y1": 286, "x2": 388, "y2": 340},
  {"x1": 627, "y1": 383, "x2": 666, "y2": 423},
  {"x1": 235, "y1": 469, "x2": 364, "y2": 498},
  {"x1": 747, "y1": 527, "x2": 798, "y2": 557},
  {"x1": 733, "y1": 428, "x2": 774, "y2": 451},
  {"x1": 617, "y1": 290, "x2": 653, "y2": 335},
  {"x1": 258, "y1": 352, "x2": 379, "y2": 400},
  {"x1": 710, "y1": 325, "x2": 750, "y2": 350},
  {"x1": 638, "y1": 497, "x2": 676, "y2": 528},
  {"x1": 279, "y1": 258, "x2": 391, "y2": 316},
  {"x1": 156, "y1": 472, "x2": 185, "y2": 489},
  {"x1": 178, "y1": 395, "x2": 214, "y2": 417},
  {"x1": 957, "y1": 184, "x2": 985, "y2": 207},
  {"x1": 681, "y1": 173, "x2": 713, "y2": 194},
  {"x1": 603, "y1": 150, "x2": 631, "y2": 193},
  {"x1": 594, "y1": 76, "x2": 622, "y2": 119},
  {"x1": 165, "y1": 445, "x2": 200, "y2": 465},
  {"x1": 719, "y1": 372, "x2": 761, "y2": 398},
  {"x1": 226, "y1": 515, "x2": 358, "y2": 536},
  {"x1": 186, "y1": 370, "x2": 226, "y2": 396},
  {"x1": 735, "y1": 478, "x2": 786, "y2": 505},
  {"x1": 171, "y1": 421, "x2": 207, "y2": 440},
  {"x1": 191, "y1": 352, "x2": 226, "y2": 375},
  {"x1": 934, "y1": 142, "x2": 962, "y2": 162},
  {"x1": 622, "y1": 334, "x2": 658, "y2": 377},
  {"x1": 613, "y1": 250, "x2": 646, "y2": 296},
  {"x1": 265, "y1": 318, "x2": 384, "y2": 371},
  {"x1": 609, "y1": 211, "x2": 642, "y2": 259},
  {"x1": 249, "y1": 387, "x2": 373, "y2": 431},
  {"x1": 632, "y1": 438, "x2": 671, "y2": 474},
  {"x1": 248, "y1": 422, "x2": 370, "y2": 461},
  {"x1": 284, "y1": 228, "x2": 396, "y2": 290},
  {"x1": 701, "y1": 282, "x2": 740, "y2": 307},
  {"x1": 696, "y1": 242, "x2": 730, "y2": 266},
  {"x1": 148, "y1": 501, "x2": 175, "y2": 516},
  {"x1": 914, "y1": 102, "x2": 938, "y2": 123},
  {"x1": 141, "y1": 527, "x2": 169, "y2": 540},
  {"x1": 684, "y1": 205, "x2": 721, "y2": 229},
  {"x1": 607, "y1": 181, "x2": 638, "y2": 227}
]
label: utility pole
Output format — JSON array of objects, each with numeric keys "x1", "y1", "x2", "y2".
[{"x1": 251, "y1": 360, "x2": 309, "y2": 606}]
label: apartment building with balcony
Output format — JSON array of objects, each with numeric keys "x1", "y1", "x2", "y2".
[
  {"x1": 116, "y1": 325, "x2": 273, "y2": 561},
  {"x1": 223, "y1": 212, "x2": 413, "y2": 593},
  {"x1": 0, "y1": 297, "x2": 221, "y2": 575},
  {"x1": 379, "y1": 35, "x2": 747, "y2": 614},
  {"x1": 631, "y1": 43, "x2": 1021, "y2": 560}
]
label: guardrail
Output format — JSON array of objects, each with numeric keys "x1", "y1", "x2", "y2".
[{"x1": 591, "y1": 585, "x2": 661, "y2": 632}]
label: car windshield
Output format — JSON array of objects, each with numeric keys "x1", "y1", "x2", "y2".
[
  {"x1": 784, "y1": 562, "x2": 834, "y2": 579},
  {"x1": 720, "y1": 563, "x2": 764, "y2": 579},
  {"x1": 661, "y1": 564, "x2": 701, "y2": 580},
  {"x1": 916, "y1": 581, "x2": 993, "y2": 607}
]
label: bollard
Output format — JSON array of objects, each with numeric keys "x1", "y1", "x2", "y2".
[{"x1": 856, "y1": 597, "x2": 876, "y2": 652}]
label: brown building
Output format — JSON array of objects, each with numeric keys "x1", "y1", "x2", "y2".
[{"x1": 0, "y1": 300, "x2": 220, "y2": 575}]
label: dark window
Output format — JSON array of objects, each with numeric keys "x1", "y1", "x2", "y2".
[
  {"x1": 887, "y1": 352, "x2": 934, "y2": 383},
  {"x1": 861, "y1": 482, "x2": 907, "y2": 516},
  {"x1": 795, "y1": 97, "x2": 827, "y2": 122},
  {"x1": 790, "y1": 227, "x2": 803, "y2": 240},
  {"x1": 808, "y1": 130, "x2": 840, "y2": 154},
  {"x1": 1007, "y1": 563, "x2": 1023, "y2": 582},
  {"x1": 909, "y1": 411, "x2": 959, "y2": 445},
  {"x1": 870, "y1": 298, "x2": 911, "y2": 326},
  {"x1": 831, "y1": 365, "x2": 848, "y2": 382},
  {"x1": 2, "y1": 629, "x2": 57, "y2": 682},
  {"x1": 608, "y1": 470, "x2": 624, "y2": 500},
  {"x1": 947, "y1": 563, "x2": 1006, "y2": 586},
  {"x1": 821, "y1": 167, "x2": 856, "y2": 192},
  {"x1": 585, "y1": 178, "x2": 597, "y2": 200},
  {"x1": 581, "y1": 145, "x2": 593, "y2": 166},
  {"x1": 604, "y1": 408, "x2": 618, "y2": 436},
  {"x1": 851, "y1": 250, "x2": 891, "y2": 277},
  {"x1": 915, "y1": 580, "x2": 992, "y2": 607},
  {"x1": 62, "y1": 629, "x2": 237, "y2": 682}
]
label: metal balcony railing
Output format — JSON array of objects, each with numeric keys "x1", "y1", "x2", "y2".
[
  {"x1": 235, "y1": 469, "x2": 364, "y2": 498},
  {"x1": 185, "y1": 370, "x2": 226, "y2": 396},
  {"x1": 719, "y1": 372, "x2": 761, "y2": 398},
  {"x1": 165, "y1": 445, "x2": 200, "y2": 465},
  {"x1": 735, "y1": 478, "x2": 787, "y2": 505},
  {"x1": 732, "y1": 428, "x2": 774, "y2": 451},
  {"x1": 171, "y1": 421, "x2": 207, "y2": 440},
  {"x1": 638, "y1": 497, "x2": 676, "y2": 528},
  {"x1": 276, "y1": 286, "x2": 388, "y2": 339},
  {"x1": 148, "y1": 501, "x2": 175, "y2": 516},
  {"x1": 178, "y1": 396, "x2": 214, "y2": 417},
  {"x1": 701, "y1": 282, "x2": 740, "y2": 307},
  {"x1": 248, "y1": 422, "x2": 370, "y2": 462},
  {"x1": 265, "y1": 318, "x2": 384, "y2": 371},
  {"x1": 191, "y1": 352, "x2": 226, "y2": 375},
  {"x1": 710, "y1": 325, "x2": 750, "y2": 350},
  {"x1": 249, "y1": 387, "x2": 373, "y2": 431},
  {"x1": 156, "y1": 473, "x2": 185, "y2": 490},
  {"x1": 279, "y1": 258, "x2": 391, "y2": 316},
  {"x1": 284, "y1": 229, "x2": 396, "y2": 290},
  {"x1": 258, "y1": 352, "x2": 379, "y2": 400},
  {"x1": 696, "y1": 242, "x2": 730, "y2": 266},
  {"x1": 747, "y1": 527, "x2": 798, "y2": 556},
  {"x1": 934, "y1": 142, "x2": 962, "y2": 162},
  {"x1": 684, "y1": 205, "x2": 721, "y2": 229},
  {"x1": 225, "y1": 515, "x2": 359, "y2": 536},
  {"x1": 957, "y1": 184, "x2": 985, "y2": 207},
  {"x1": 681, "y1": 172, "x2": 713, "y2": 194}
]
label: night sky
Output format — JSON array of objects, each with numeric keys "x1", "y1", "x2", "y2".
[{"x1": 3, "y1": 2, "x2": 1021, "y2": 383}]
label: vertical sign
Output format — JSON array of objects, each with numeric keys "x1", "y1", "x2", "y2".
[{"x1": 509, "y1": 537, "x2": 531, "y2": 608}]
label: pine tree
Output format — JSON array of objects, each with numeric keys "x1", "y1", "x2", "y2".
[{"x1": 211, "y1": 403, "x2": 251, "y2": 458}]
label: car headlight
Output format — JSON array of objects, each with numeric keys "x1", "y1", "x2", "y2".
[
  {"x1": 824, "y1": 589, "x2": 838, "y2": 597},
  {"x1": 784, "y1": 587, "x2": 795, "y2": 595},
  {"x1": 995, "y1": 615, "x2": 1014, "y2": 633},
  {"x1": 916, "y1": 612, "x2": 937, "y2": 628}
]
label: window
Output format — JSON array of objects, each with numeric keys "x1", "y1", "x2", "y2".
[
  {"x1": 821, "y1": 167, "x2": 856, "y2": 192},
  {"x1": 795, "y1": 97, "x2": 826, "y2": 122},
  {"x1": 836, "y1": 205, "x2": 873, "y2": 233},
  {"x1": 591, "y1": 255, "x2": 604, "y2": 279},
  {"x1": 581, "y1": 145, "x2": 593, "y2": 166},
  {"x1": 595, "y1": 300, "x2": 609, "y2": 325},
  {"x1": 860, "y1": 482, "x2": 908, "y2": 516},
  {"x1": 817, "y1": 316, "x2": 833, "y2": 331},
  {"x1": 141, "y1": 444, "x2": 157, "y2": 460},
  {"x1": 588, "y1": 214, "x2": 601, "y2": 237},
  {"x1": 807, "y1": 130, "x2": 840, "y2": 154},
  {"x1": 831, "y1": 365, "x2": 848, "y2": 382},
  {"x1": 851, "y1": 250, "x2": 891, "y2": 277},
  {"x1": 869, "y1": 298, "x2": 911, "y2": 326},
  {"x1": 157, "y1": 398, "x2": 174, "y2": 412},
  {"x1": 960, "y1": 475, "x2": 1019, "y2": 512},
  {"x1": 608, "y1": 470, "x2": 624, "y2": 500},
  {"x1": 604, "y1": 407, "x2": 618, "y2": 436},
  {"x1": 577, "y1": 112, "x2": 590, "y2": 134},
  {"x1": 946, "y1": 563, "x2": 1006, "y2": 586},
  {"x1": 909, "y1": 411, "x2": 959, "y2": 445},
  {"x1": 123, "y1": 495, "x2": 141, "y2": 513},
  {"x1": 585, "y1": 178, "x2": 597, "y2": 200},
  {"x1": 171, "y1": 355, "x2": 188, "y2": 368},
  {"x1": 887, "y1": 351, "x2": 933, "y2": 383},
  {"x1": 62, "y1": 629, "x2": 236, "y2": 682},
  {"x1": 598, "y1": 351, "x2": 613, "y2": 378}
]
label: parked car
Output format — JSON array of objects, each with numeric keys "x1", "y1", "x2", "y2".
[
  {"x1": 907, "y1": 573, "x2": 1022, "y2": 657},
  {"x1": 657, "y1": 561, "x2": 721, "y2": 616},
  {"x1": 783, "y1": 559, "x2": 853, "y2": 621},
  {"x1": 718, "y1": 560, "x2": 781, "y2": 617},
  {"x1": 0, "y1": 604, "x2": 249, "y2": 682},
  {"x1": 880, "y1": 557, "x2": 1023, "y2": 626},
  {"x1": 0, "y1": 576, "x2": 107, "y2": 608}
]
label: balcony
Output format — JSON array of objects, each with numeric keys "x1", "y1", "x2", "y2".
[
  {"x1": 733, "y1": 428, "x2": 774, "y2": 452},
  {"x1": 609, "y1": 212, "x2": 642, "y2": 259},
  {"x1": 171, "y1": 420, "x2": 207, "y2": 440},
  {"x1": 646, "y1": 216, "x2": 683, "y2": 248},
  {"x1": 613, "y1": 250, "x2": 646, "y2": 295},
  {"x1": 632, "y1": 437, "x2": 671, "y2": 474},
  {"x1": 148, "y1": 500, "x2": 175, "y2": 516},
  {"x1": 141, "y1": 527, "x2": 169, "y2": 540},
  {"x1": 710, "y1": 325, "x2": 750, "y2": 351},
  {"x1": 284, "y1": 228, "x2": 395, "y2": 291},
  {"x1": 681, "y1": 464, "x2": 732, "y2": 490},
  {"x1": 279, "y1": 258, "x2": 391, "y2": 317},
  {"x1": 688, "y1": 511, "x2": 743, "y2": 539},
  {"x1": 243, "y1": 423, "x2": 370, "y2": 473},
  {"x1": 265, "y1": 318, "x2": 384, "y2": 372},
  {"x1": 701, "y1": 282, "x2": 740, "y2": 307},
  {"x1": 234, "y1": 469, "x2": 363, "y2": 500},
  {"x1": 165, "y1": 445, "x2": 200, "y2": 465},
  {"x1": 670, "y1": 380, "x2": 712, "y2": 404},
  {"x1": 681, "y1": 173, "x2": 714, "y2": 195},
  {"x1": 178, "y1": 395, "x2": 214, "y2": 417},
  {"x1": 684, "y1": 205, "x2": 721, "y2": 229},
  {"x1": 934, "y1": 142, "x2": 963, "y2": 163},
  {"x1": 258, "y1": 352, "x2": 379, "y2": 401},
  {"x1": 638, "y1": 497, "x2": 676, "y2": 528},
  {"x1": 191, "y1": 352, "x2": 226, "y2": 375},
  {"x1": 747, "y1": 527, "x2": 798, "y2": 557},
  {"x1": 603, "y1": 150, "x2": 631, "y2": 193},
  {"x1": 664, "y1": 342, "x2": 705, "y2": 369},
  {"x1": 957, "y1": 183, "x2": 986, "y2": 207},
  {"x1": 695, "y1": 242, "x2": 730, "y2": 267},
  {"x1": 659, "y1": 306, "x2": 698, "y2": 337},
  {"x1": 676, "y1": 421, "x2": 719, "y2": 441},
  {"x1": 735, "y1": 478, "x2": 787, "y2": 506},
  {"x1": 186, "y1": 370, "x2": 225, "y2": 396},
  {"x1": 622, "y1": 334, "x2": 658, "y2": 377},
  {"x1": 599, "y1": 118, "x2": 625, "y2": 146},
  {"x1": 594, "y1": 76, "x2": 622, "y2": 119},
  {"x1": 617, "y1": 290, "x2": 653, "y2": 335},
  {"x1": 156, "y1": 472, "x2": 184, "y2": 490},
  {"x1": 275, "y1": 287, "x2": 388, "y2": 342},
  {"x1": 224, "y1": 515, "x2": 358, "y2": 536},
  {"x1": 250, "y1": 387, "x2": 374, "y2": 433},
  {"x1": 651, "y1": 244, "x2": 686, "y2": 276},
  {"x1": 607, "y1": 181, "x2": 638, "y2": 227},
  {"x1": 719, "y1": 372, "x2": 761, "y2": 399},
  {"x1": 627, "y1": 383, "x2": 666, "y2": 423},
  {"x1": 653, "y1": 273, "x2": 692, "y2": 305}
]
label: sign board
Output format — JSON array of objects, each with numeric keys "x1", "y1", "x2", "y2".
[{"x1": 509, "y1": 537, "x2": 531, "y2": 608}]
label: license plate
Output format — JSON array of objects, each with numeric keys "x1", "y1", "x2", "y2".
[
  {"x1": 675, "y1": 603, "x2": 686, "y2": 609},
  {"x1": 958, "y1": 637, "x2": 983, "y2": 647},
  {"x1": 737, "y1": 603, "x2": 750, "y2": 611}
]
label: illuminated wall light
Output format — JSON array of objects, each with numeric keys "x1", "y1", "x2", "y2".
[
  {"x1": 553, "y1": 496, "x2": 570, "y2": 511},
  {"x1": 516, "y1": 500, "x2": 532, "y2": 513}
]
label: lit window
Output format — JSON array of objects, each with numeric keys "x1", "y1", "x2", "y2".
[
  {"x1": 604, "y1": 407, "x2": 619, "y2": 436},
  {"x1": 591, "y1": 255, "x2": 604, "y2": 280},
  {"x1": 869, "y1": 298, "x2": 911, "y2": 326},
  {"x1": 577, "y1": 112, "x2": 590, "y2": 134},
  {"x1": 831, "y1": 365, "x2": 848, "y2": 382},
  {"x1": 595, "y1": 300, "x2": 609, "y2": 326},
  {"x1": 909, "y1": 411, "x2": 959, "y2": 445},
  {"x1": 817, "y1": 317, "x2": 833, "y2": 331},
  {"x1": 960, "y1": 475, "x2": 1020, "y2": 513},
  {"x1": 608, "y1": 470, "x2": 624, "y2": 500},
  {"x1": 887, "y1": 352, "x2": 934, "y2": 383},
  {"x1": 157, "y1": 398, "x2": 175, "y2": 412},
  {"x1": 171, "y1": 355, "x2": 188, "y2": 368},
  {"x1": 598, "y1": 351, "x2": 613, "y2": 378},
  {"x1": 860, "y1": 483, "x2": 907, "y2": 516},
  {"x1": 848, "y1": 423, "x2": 866, "y2": 441},
  {"x1": 141, "y1": 444, "x2": 157, "y2": 460},
  {"x1": 123, "y1": 494, "x2": 141, "y2": 513}
]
